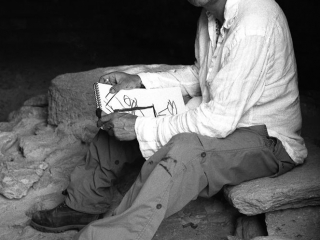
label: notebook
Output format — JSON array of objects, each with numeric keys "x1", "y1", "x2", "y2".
[{"x1": 93, "y1": 83, "x2": 187, "y2": 118}]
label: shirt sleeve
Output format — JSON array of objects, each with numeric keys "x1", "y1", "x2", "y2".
[
  {"x1": 136, "y1": 34, "x2": 270, "y2": 158},
  {"x1": 138, "y1": 65, "x2": 200, "y2": 97}
]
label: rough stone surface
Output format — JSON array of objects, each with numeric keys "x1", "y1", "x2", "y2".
[
  {"x1": 19, "y1": 124, "x2": 79, "y2": 162},
  {"x1": 251, "y1": 237, "x2": 293, "y2": 240},
  {"x1": 0, "y1": 161, "x2": 48, "y2": 199},
  {"x1": 227, "y1": 236, "x2": 243, "y2": 240},
  {"x1": 23, "y1": 94, "x2": 48, "y2": 107},
  {"x1": 153, "y1": 196, "x2": 241, "y2": 240},
  {"x1": 48, "y1": 64, "x2": 185, "y2": 142},
  {"x1": 0, "y1": 97, "x2": 89, "y2": 239},
  {"x1": 0, "y1": 105, "x2": 48, "y2": 133},
  {"x1": 8, "y1": 105, "x2": 48, "y2": 123},
  {"x1": 224, "y1": 141, "x2": 320, "y2": 215},
  {"x1": 234, "y1": 215, "x2": 267, "y2": 240},
  {"x1": 0, "y1": 98, "x2": 87, "y2": 199},
  {"x1": 265, "y1": 206, "x2": 320, "y2": 240}
]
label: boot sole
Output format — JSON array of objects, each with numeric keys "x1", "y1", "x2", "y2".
[{"x1": 30, "y1": 220, "x2": 86, "y2": 233}]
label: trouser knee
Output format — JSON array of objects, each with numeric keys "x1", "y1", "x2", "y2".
[
  {"x1": 169, "y1": 132, "x2": 199, "y2": 147},
  {"x1": 165, "y1": 133, "x2": 203, "y2": 163}
]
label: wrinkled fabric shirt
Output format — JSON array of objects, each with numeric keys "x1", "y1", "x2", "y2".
[{"x1": 136, "y1": 0, "x2": 308, "y2": 164}]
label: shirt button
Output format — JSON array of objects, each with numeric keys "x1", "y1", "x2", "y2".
[
  {"x1": 156, "y1": 204, "x2": 162, "y2": 209},
  {"x1": 115, "y1": 160, "x2": 120, "y2": 165},
  {"x1": 149, "y1": 160, "x2": 153, "y2": 165},
  {"x1": 201, "y1": 152, "x2": 206, "y2": 158}
]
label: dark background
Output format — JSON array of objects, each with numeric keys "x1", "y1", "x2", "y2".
[{"x1": 0, "y1": 0, "x2": 319, "y2": 121}]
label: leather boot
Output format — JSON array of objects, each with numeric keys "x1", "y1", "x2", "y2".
[{"x1": 30, "y1": 202, "x2": 104, "y2": 233}]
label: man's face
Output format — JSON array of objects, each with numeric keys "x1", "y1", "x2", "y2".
[{"x1": 187, "y1": 0, "x2": 214, "y2": 7}]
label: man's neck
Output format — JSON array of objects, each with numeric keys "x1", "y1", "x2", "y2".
[{"x1": 204, "y1": 0, "x2": 227, "y2": 24}]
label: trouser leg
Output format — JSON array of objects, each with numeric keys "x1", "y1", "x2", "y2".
[
  {"x1": 74, "y1": 125, "x2": 295, "y2": 240},
  {"x1": 196, "y1": 125, "x2": 296, "y2": 198},
  {"x1": 65, "y1": 130, "x2": 143, "y2": 214},
  {"x1": 74, "y1": 132, "x2": 207, "y2": 240}
]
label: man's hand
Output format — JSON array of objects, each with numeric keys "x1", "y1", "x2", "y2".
[
  {"x1": 99, "y1": 72, "x2": 142, "y2": 94},
  {"x1": 97, "y1": 113, "x2": 138, "y2": 141}
]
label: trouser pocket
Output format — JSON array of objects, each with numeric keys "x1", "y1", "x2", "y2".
[
  {"x1": 268, "y1": 137, "x2": 296, "y2": 177},
  {"x1": 243, "y1": 125, "x2": 296, "y2": 178}
]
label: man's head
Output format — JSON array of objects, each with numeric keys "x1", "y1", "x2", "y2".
[{"x1": 188, "y1": 0, "x2": 227, "y2": 22}]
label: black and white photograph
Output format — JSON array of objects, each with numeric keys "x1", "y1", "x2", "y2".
[{"x1": 0, "y1": 0, "x2": 319, "y2": 239}]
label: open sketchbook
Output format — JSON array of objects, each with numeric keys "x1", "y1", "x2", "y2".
[{"x1": 93, "y1": 83, "x2": 187, "y2": 117}]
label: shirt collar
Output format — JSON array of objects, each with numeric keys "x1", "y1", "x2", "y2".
[{"x1": 206, "y1": 0, "x2": 240, "y2": 29}]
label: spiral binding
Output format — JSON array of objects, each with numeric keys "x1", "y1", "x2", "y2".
[{"x1": 93, "y1": 82, "x2": 102, "y2": 109}]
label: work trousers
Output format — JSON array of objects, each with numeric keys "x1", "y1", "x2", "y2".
[{"x1": 67, "y1": 125, "x2": 296, "y2": 240}]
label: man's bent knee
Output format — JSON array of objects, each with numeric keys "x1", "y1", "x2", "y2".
[
  {"x1": 169, "y1": 133, "x2": 199, "y2": 146},
  {"x1": 166, "y1": 133, "x2": 204, "y2": 161}
]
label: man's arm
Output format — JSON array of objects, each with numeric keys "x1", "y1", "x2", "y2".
[
  {"x1": 137, "y1": 34, "x2": 270, "y2": 158},
  {"x1": 98, "y1": 113, "x2": 137, "y2": 141},
  {"x1": 137, "y1": 64, "x2": 200, "y2": 97},
  {"x1": 99, "y1": 64, "x2": 200, "y2": 97},
  {"x1": 96, "y1": 64, "x2": 200, "y2": 141}
]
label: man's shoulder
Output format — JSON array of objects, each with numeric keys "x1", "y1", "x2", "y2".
[
  {"x1": 234, "y1": 0, "x2": 284, "y2": 36},
  {"x1": 238, "y1": 0, "x2": 281, "y2": 17}
]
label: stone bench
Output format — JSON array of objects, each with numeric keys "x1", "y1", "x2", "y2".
[{"x1": 224, "y1": 141, "x2": 320, "y2": 239}]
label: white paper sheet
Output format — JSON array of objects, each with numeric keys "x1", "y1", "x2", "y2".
[{"x1": 94, "y1": 83, "x2": 187, "y2": 117}]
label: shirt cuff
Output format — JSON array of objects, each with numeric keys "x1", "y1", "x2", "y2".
[
  {"x1": 137, "y1": 72, "x2": 162, "y2": 89},
  {"x1": 135, "y1": 116, "x2": 161, "y2": 159}
]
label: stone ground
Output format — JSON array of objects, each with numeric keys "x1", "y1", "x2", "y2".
[{"x1": 0, "y1": 43, "x2": 319, "y2": 240}]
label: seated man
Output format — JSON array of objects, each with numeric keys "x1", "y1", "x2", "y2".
[{"x1": 30, "y1": 0, "x2": 307, "y2": 239}]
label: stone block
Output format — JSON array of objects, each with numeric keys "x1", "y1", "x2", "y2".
[
  {"x1": 0, "y1": 101, "x2": 86, "y2": 199},
  {"x1": 224, "y1": 141, "x2": 320, "y2": 215},
  {"x1": 265, "y1": 206, "x2": 320, "y2": 240},
  {"x1": 19, "y1": 132, "x2": 61, "y2": 162},
  {"x1": 8, "y1": 106, "x2": 48, "y2": 123},
  {"x1": 251, "y1": 237, "x2": 293, "y2": 240},
  {"x1": 0, "y1": 132, "x2": 17, "y2": 158},
  {"x1": 23, "y1": 94, "x2": 48, "y2": 107},
  {"x1": 0, "y1": 161, "x2": 48, "y2": 199},
  {"x1": 234, "y1": 215, "x2": 267, "y2": 240}
]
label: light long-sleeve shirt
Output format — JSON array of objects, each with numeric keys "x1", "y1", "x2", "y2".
[{"x1": 135, "y1": 0, "x2": 308, "y2": 164}]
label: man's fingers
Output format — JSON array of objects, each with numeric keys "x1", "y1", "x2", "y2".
[
  {"x1": 99, "y1": 72, "x2": 139, "y2": 94},
  {"x1": 100, "y1": 113, "x2": 114, "y2": 122},
  {"x1": 102, "y1": 122, "x2": 114, "y2": 130},
  {"x1": 99, "y1": 73, "x2": 111, "y2": 84},
  {"x1": 97, "y1": 120, "x2": 103, "y2": 128},
  {"x1": 110, "y1": 83, "x2": 124, "y2": 93},
  {"x1": 108, "y1": 74, "x2": 119, "y2": 86},
  {"x1": 99, "y1": 72, "x2": 117, "y2": 85},
  {"x1": 97, "y1": 114, "x2": 114, "y2": 128},
  {"x1": 106, "y1": 127, "x2": 114, "y2": 136}
]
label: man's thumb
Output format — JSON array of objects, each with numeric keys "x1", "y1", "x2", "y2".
[{"x1": 110, "y1": 83, "x2": 122, "y2": 93}]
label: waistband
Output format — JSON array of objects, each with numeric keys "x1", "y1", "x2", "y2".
[
  {"x1": 240, "y1": 125, "x2": 295, "y2": 164},
  {"x1": 242, "y1": 124, "x2": 269, "y2": 137}
]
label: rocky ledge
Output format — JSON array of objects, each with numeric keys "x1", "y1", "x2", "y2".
[{"x1": 224, "y1": 141, "x2": 320, "y2": 216}]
